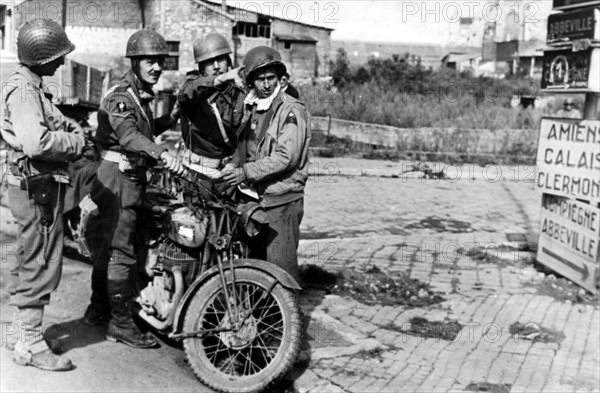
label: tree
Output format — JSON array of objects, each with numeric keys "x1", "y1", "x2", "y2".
[{"x1": 331, "y1": 48, "x2": 351, "y2": 87}]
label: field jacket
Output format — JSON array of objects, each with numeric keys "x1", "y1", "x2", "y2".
[
  {"x1": 237, "y1": 90, "x2": 311, "y2": 208},
  {"x1": 178, "y1": 71, "x2": 245, "y2": 159},
  {"x1": 1, "y1": 64, "x2": 84, "y2": 180},
  {"x1": 95, "y1": 70, "x2": 176, "y2": 163}
]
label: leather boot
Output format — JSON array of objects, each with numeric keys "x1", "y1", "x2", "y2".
[
  {"x1": 106, "y1": 280, "x2": 158, "y2": 349},
  {"x1": 12, "y1": 307, "x2": 73, "y2": 371},
  {"x1": 83, "y1": 269, "x2": 110, "y2": 326}
]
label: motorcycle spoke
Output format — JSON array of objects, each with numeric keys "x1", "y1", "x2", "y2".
[{"x1": 255, "y1": 297, "x2": 278, "y2": 320}]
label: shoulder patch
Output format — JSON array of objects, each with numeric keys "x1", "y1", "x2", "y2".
[
  {"x1": 117, "y1": 102, "x2": 127, "y2": 112},
  {"x1": 284, "y1": 111, "x2": 297, "y2": 125}
]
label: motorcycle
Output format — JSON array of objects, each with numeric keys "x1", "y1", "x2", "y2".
[{"x1": 133, "y1": 164, "x2": 303, "y2": 393}]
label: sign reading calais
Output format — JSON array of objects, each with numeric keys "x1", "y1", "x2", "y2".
[
  {"x1": 536, "y1": 118, "x2": 600, "y2": 203},
  {"x1": 538, "y1": 194, "x2": 600, "y2": 292}
]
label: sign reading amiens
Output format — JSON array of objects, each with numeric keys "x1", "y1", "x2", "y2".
[{"x1": 536, "y1": 118, "x2": 600, "y2": 203}]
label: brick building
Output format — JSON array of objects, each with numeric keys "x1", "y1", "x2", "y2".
[{"x1": 1, "y1": 0, "x2": 332, "y2": 83}]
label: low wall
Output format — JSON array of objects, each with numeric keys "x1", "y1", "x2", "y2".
[{"x1": 311, "y1": 116, "x2": 538, "y2": 158}]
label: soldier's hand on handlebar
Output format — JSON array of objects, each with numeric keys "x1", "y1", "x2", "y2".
[
  {"x1": 160, "y1": 151, "x2": 184, "y2": 175},
  {"x1": 221, "y1": 166, "x2": 246, "y2": 186}
]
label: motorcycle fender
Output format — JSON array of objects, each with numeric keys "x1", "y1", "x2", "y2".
[{"x1": 172, "y1": 258, "x2": 302, "y2": 335}]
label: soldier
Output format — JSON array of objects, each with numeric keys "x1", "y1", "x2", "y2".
[
  {"x1": 222, "y1": 46, "x2": 311, "y2": 282},
  {"x1": 1, "y1": 19, "x2": 84, "y2": 371},
  {"x1": 178, "y1": 32, "x2": 246, "y2": 170},
  {"x1": 555, "y1": 98, "x2": 582, "y2": 119},
  {"x1": 87, "y1": 29, "x2": 182, "y2": 348}
]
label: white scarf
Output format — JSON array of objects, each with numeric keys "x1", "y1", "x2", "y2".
[{"x1": 244, "y1": 84, "x2": 281, "y2": 112}]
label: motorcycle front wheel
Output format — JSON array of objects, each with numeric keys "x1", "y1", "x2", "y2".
[{"x1": 183, "y1": 266, "x2": 302, "y2": 393}]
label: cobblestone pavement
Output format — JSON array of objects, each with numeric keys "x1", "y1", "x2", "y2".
[{"x1": 0, "y1": 157, "x2": 598, "y2": 393}]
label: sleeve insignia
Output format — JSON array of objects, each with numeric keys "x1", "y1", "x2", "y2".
[
  {"x1": 284, "y1": 111, "x2": 297, "y2": 126},
  {"x1": 117, "y1": 102, "x2": 127, "y2": 112}
]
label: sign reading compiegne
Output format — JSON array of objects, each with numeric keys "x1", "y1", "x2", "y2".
[
  {"x1": 538, "y1": 194, "x2": 599, "y2": 292},
  {"x1": 537, "y1": 118, "x2": 600, "y2": 203}
]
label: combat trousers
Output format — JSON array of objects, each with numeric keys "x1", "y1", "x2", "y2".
[
  {"x1": 250, "y1": 198, "x2": 304, "y2": 282},
  {"x1": 7, "y1": 182, "x2": 66, "y2": 308},
  {"x1": 90, "y1": 160, "x2": 144, "y2": 271}
]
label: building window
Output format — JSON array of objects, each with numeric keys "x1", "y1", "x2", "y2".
[
  {"x1": 234, "y1": 18, "x2": 271, "y2": 39},
  {"x1": 284, "y1": 41, "x2": 292, "y2": 50}
]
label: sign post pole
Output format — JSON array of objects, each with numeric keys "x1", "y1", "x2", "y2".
[{"x1": 536, "y1": 1, "x2": 600, "y2": 294}]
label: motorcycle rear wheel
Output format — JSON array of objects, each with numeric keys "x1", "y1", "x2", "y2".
[{"x1": 183, "y1": 267, "x2": 301, "y2": 393}]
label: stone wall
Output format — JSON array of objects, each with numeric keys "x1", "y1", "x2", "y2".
[{"x1": 312, "y1": 116, "x2": 538, "y2": 159}]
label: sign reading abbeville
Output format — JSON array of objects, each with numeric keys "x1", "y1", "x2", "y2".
[
  {"x1": 553, "y1": 0, "x2": 600, "y2": 10},
  {"x1": 536, "y1": 118, "x2": 600, "y2": 203},
  {"x1": 547, "y1": 7, "x2": 599, "y2": 44},
  {"x1": 541, "y1": 48, "x2": 600, "y2": 92},
  {"x1": 538, "y1": 194, "x2": 600, "y2": 293}
]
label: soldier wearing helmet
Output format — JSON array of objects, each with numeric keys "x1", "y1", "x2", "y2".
[
  {"x1": 1, "y1": 19, "x2": 84, "y2": 371},
  {"x1": 86, "y1": 29, "x2": 183, "y2": 349},
  {"x1": 177, "y1": 32, "x2": 246, "y2": 168},
  {"x1": 222, "y1": 46, "x2": 311, "y2": 282}
]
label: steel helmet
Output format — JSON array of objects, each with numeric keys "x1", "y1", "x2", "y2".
[
  {"x1": 17, "y1": 19, "x2": 75, "y2": 66},
  {"x1": 126, "y1": 29, "x2": 169, "y2": 58},
  {"x1": 193, "y1": 33, "x2": 232, "y2": 64},
  {"x1": 243, "y1": 46, "x2": 287, "y2": 85}
]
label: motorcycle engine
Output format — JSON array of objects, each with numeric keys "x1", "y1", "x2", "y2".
[{"x1": 138, "y1": 274, "x2": 174, "y2": 321}]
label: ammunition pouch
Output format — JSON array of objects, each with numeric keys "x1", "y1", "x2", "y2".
[{"x1": 20, "y1": 173, "x2": 55, "y2": 227}]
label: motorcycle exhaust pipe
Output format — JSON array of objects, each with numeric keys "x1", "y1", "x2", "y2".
[{"x1": 136, "y1": 267, "x2": 185, "y2": 331}]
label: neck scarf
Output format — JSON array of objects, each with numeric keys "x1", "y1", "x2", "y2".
[{"x1": 244, "y1": 83, "x2": 281, "y2": 112}]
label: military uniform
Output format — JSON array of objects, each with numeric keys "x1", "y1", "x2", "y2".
[
  {"x1": 178, "y1": 72, "x2": 245, "y2": 160},
  {"x1": 1, "y1": 18, "x2": 82, "y2": 371},
  {"x1": 233, "y1": 46, "x2": 311, "y2": 282},
  {"x1": 92, "y1": 69, "x2": 176, "y2": 270}
]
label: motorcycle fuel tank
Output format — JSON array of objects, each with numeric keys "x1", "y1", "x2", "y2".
[{"x1": 164, "y1": 207, "x2": 208, "y2": 248}]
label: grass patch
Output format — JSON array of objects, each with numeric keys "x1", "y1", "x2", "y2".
[
  {"x1": 299, "y1": 265, "x2": 444, "y2": 307},
  {"x1": 403, "y1": 317, "x2": 463, "y2": 341},
  {"x1": 509, "y1": 322, "x2": 565, "y2": 344},
  {"x1": 465, "y1": 382, "x2": 512, "y2": 393}
]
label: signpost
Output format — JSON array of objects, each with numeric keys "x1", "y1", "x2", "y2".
[
  {"x1": 537, "y1": 1, "x2": 600, "y2": 294},
  {"x1": 538, "y1": 194, "x2": 600, "y2": 292},
  {"x1": 536, "y1": 118, "x2": 600, "y2": 203},
  {"x1": 547, "y1": 7, "x2": 599, "y2": 43},
  {"x1": 541, "y1": 48, "x2": 600, "y2": 92}
]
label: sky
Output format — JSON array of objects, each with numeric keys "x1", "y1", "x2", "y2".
[
  {"x1": 225, "y1": 0, "x2": 553, "y2": 44},
  {"x1": 224, "y1": 0, "x2": 483, "y2": 43}
]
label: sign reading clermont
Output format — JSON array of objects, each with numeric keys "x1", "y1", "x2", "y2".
[{"x1": 537, "y1": 118, "x2": 600, "y2": 203}]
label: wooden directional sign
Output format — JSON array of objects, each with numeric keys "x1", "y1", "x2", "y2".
[
  {"x1": 536, "y1": 118, "x2": 600, "y2": 203},
  {"x1": 538, "y1": 194, "x2": 600, "y2": 293},
  {"x1": 553, "y1": 0, "x2": 600, "y2": 11},
  {"x1": 541, "y1": 48, "x2": 600, "y2": 92},
  {"x1": 547, "y1": 7, "x2": 600, "y2": 44}
]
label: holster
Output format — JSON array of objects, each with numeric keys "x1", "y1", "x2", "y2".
[{"x1": 20, "y1": 173, "x2": 55, "y2": 227}]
